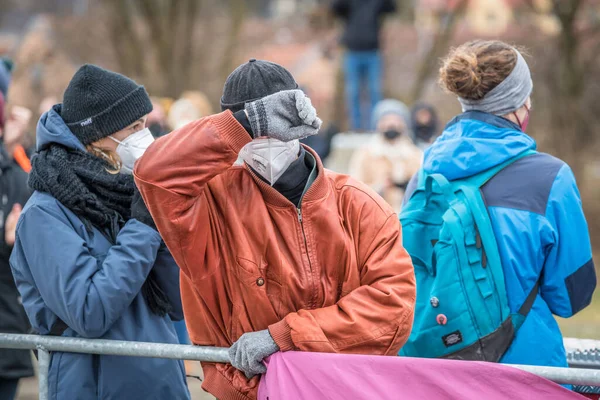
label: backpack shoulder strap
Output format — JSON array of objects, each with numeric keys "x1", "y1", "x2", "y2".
[
  {"x1": 461, "y1": 150, "x2": 536, "y2": 189},
  {"x1": 444, "y1": 150, "x2": 535, "y2": 324},
  {"x1": 512, "y1": 279, "x2": 541, "y2": 331}
]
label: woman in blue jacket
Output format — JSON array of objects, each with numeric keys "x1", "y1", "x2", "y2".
[
  {"x1": 405, "y1": 40, "x2": 595, "y2": 368},
  {"x1": 9, "y1": 65, "x2": 190, "y2": 400}
]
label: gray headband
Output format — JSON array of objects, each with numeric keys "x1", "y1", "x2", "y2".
[{"x1": 458, "y1": 49, "x2": 532, "y2": 116}]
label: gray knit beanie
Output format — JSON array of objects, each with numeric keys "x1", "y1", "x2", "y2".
[
  {"x1": 61, "y1": 64, "x2": 153, "y2": 146},
  {"x1": 371, "y1": 99, "x2": 411, "y2": 130}
]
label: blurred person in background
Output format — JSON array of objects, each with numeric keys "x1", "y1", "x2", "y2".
[
  {"x1": 147, "y1": 97, "x2": 169, "y2": 138},
  {"x1": 5, "y1": 106, "x2": 33, "y2": 173},
  {"x1": 403, "y1": 40, "x2": 595, "y2": 371},
  {"x1": 349, "y1": 99, "x2": 422, "y2": 212},
  {"x1": 167, "y1": 97, "x2": 201, "y2": 131},
  {"x1": 331, "y1": 0, "x2": 397, "y2": 131},
  {"x1": 38, "y1": 96, "x2": 60, "y2": 153},
  {"x1": 410, "y1": 101, "x2": 439, "y2": 150},
  {"x1": 181, "y1": 90, "x2": 214, "y2": 118},
  {"x1": 300, "y1": 121, "x2": 338, "y2": 163},
  {"x1": 9, "y1": 65, "x2": 190, "y2": 400},
  {"x1": 298, "y1": 86, "x2": 339, "y2": 162},
  {"x1": 0, "y1": 59, "x2": 11, "y2": 101},
  {"x1": 0, "y1": 59, "x2": 33, "y2": 400},
  {"x1": 0, "y1": 60, "x2": 34, "y2": 173},
  {"x1": 135, "y1": 59, "x2": 416, "y2": 400},
  {"x1": 166, "y1": 91, "x2": 213, "y2": 134},
  {"x1": 38, "y1": 95, "x2": 58, "y2": 116}
]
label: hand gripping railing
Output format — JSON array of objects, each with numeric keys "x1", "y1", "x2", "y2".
[{"x1": 1, "y1": 333, "x2": 599, "y2": 400}]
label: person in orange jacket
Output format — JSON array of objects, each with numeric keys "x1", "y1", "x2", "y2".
[{"x1": 134, "y1": 59, "x2": 416, "y2": 400}]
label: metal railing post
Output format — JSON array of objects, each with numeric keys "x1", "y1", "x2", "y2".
[{"x1": 37, "y1": 346, "x2": 50, "y2": 400}]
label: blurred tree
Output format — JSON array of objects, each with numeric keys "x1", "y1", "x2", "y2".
[
  {"x1": 524, "y1": 0, "x2": 600, "y2": 177},
  {"x1": 102, "y1": 0, "x2": 247, "y2": 99},
  {"x1": 522, "y1": 0, "x2": 600, "y2": 245},
  {"x1": 409, "y1": 0, "x2": 468, "y2": 103},
  {"x1": 219, "y1": 0, "x2": 246, "y2": 85}
]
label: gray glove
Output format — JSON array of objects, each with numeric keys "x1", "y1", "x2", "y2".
[
  {"x1": 228, "y1": 329, "x2": 279, "y2": 379},
  {"x1": 245, "y1": 89, "x2": 322, "y2": 141}
]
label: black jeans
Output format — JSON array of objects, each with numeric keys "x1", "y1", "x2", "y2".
[{"x1": 0, "y1": 378, "x2": 19, "y2": 400}]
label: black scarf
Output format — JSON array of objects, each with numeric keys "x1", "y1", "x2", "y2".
[
  {"x1": 271, "y1": 147, "x2": 312, "y2": 208},
  {"x1": 29, "y1": 144, "x2": 171, "y2": 316}
]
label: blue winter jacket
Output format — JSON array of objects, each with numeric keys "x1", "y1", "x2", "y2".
[
  {"x1": 9, "y1": 107, "x2": 190, "y2": 400},
  {"x1": 406, "y1": 111, "x2": 596, "y2": 368}
]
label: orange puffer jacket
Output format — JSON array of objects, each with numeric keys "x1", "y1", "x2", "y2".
[{"x1": 134, "y1": 111, "x2": 416, "y2": 400}]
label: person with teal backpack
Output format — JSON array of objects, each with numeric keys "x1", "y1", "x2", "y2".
[{"x1": 400, "y1": 40, "x2": 595, "y2": 368}]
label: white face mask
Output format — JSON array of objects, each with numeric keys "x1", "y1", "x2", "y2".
[
  {"x1": 109, "y1": 127, "x2": 155, "y2": 174},
  {"x1": 239, "y1": 138, "x2": 300, "y2": 185}
]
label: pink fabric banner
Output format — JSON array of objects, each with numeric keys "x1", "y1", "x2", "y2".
[{"x1": 259, "y1": 352, "x2": 584, "y2": 400}]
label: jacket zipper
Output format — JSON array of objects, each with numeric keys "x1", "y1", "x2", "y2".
[
  {"x1": 243, "y1": 164, "x2": 320, "y2": 309},
  {"x1": 297, "y1": 207, "x2": 317, "y2": 309}
]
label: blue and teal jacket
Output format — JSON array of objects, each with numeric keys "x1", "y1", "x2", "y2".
[
  {"x1": 9, "y1": 106, "x2": 190, "y2": 400},
  {"x1": 406, "y1": 111, "x2": 596, "y2": 368}
]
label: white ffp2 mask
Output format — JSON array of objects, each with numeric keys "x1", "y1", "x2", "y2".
[
  {"x1": 109, "y1": 127, "x2": 155, "y2": 174},
  {"x1": 240, "y1": 138, "x2": 300, "y2": 185}
]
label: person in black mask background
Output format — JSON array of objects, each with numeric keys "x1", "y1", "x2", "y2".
[
  {"x1": 349, "y1": 99, "x2": 422, "y2": 212},
  {"x1": 410, "y1": 102, "x2": 439, "y2": 150},
  {"x1": 147, "y1": 98, "x2": 169, "y2": 138}
]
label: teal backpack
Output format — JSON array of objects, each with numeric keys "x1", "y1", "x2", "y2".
[{"x1": 399, "y1": 151, "x2": 538, "y2": 361}]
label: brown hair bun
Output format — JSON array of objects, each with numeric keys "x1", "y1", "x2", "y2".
[{"x1": 439, "y1": 40, "x2": 519, "y2": 101}]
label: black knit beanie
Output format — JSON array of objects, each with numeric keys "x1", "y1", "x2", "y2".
[
  {"x1": 220, "y1": 59, "x2": 298, "y2": 113},
  {"x1": 61, "y1": 64, "x2": 153, "y2": 146}
]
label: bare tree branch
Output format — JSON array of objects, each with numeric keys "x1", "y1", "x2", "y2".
[
  {"x1": 582, "y1": 37, "x2": 600, "y2": 75},
  {"x1": 551, "y1": 0, "x2": 583, "y2": 25},
  {"x1": 409, "y1": 0, "x2": 468, "y2": 103},
  {"x1": 521, "y1": 0, "x2": 540, "y2": 12},
  {"x1": 180, "y1": 0, "x2": 201, "y2": 92},
  {"x1": 219, "y1": 0, "x2": 246, "y2": 85},
  {"x1": 98, "y1": 0, "x2": 243, "y2": 98},
  {"x1": 105, "y1": 0, "x2": 145, "y2": 78},
  {"x1": 168, "y1": 0, "x2": 180, "y2": 30},
  {"x1": 137, "y1": 0, "x2": 165, "y2": 53}
]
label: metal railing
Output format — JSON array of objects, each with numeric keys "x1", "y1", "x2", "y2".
[
  {"x1": 1, "y1": 333, "x2": 599, "y2": 400},
  {"x1": 565, "y1": 337, "x2": 600, "y2": 369},
  {"x1": 0, "y1": 333, "x2": 228, "y2": 400}
]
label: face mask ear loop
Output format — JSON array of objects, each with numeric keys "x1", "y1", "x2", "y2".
[
  {"x1": 513, "y1": 104, "x2": 529, "y2": 131},
  {"x1": 513, "y1": 112, "x2": 522, "y2": 129},
  {"x1": 108, "y1": 136, "x2": 122, "y2": 145}
]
